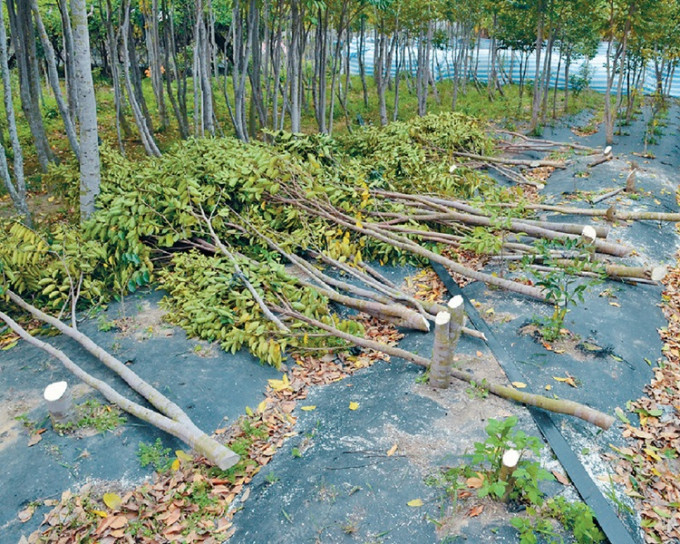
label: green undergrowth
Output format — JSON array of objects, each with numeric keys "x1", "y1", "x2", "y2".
[
  {"x1": 429, "y1": 417, "x2": 604, "y2": 544},
  {"x1": 53, "y1": 399, "x2": 126, "y2": 435}
]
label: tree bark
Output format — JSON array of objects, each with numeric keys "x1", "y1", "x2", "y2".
[
  {"x1": 0, "y1": 1, "x2": 30, "y2": 225},
  {"x1": 70, "y1": 0, "x2": 102, "y2": 220},
  {"x1": 30, "y1": 0, "x2": 80, "y2": 161},
  {"x1": 7, "y1": 0, "x2": 54, "y2": 171},
  {"x1": 57, "y1": 0, "x2": 78, "y2": 123},
  {"x1": 284, "y1": 308, "x2": 614, "y2": 430},
  {"x1": 146, "y1": 0, "x2": 168, "y2": 130},
  {"x1": 529, "y1": 0, "x2": 545, "y2": 133},
  {"x1": 121, "y1": 0, "x2": 162, "y2": 156}
]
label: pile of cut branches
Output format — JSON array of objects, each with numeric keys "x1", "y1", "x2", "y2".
[{"x1": 2, "y1": 113, "x2": 665, "y2": 432}]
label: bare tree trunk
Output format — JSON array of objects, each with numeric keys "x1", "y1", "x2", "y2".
[
  {"x1": 230, "y1": 0, "x2": 253, "y2": 141},
  {"x1": 393, "y1": 32, "x2": 403, "y2": 121},
  {"x1": 289, "y1": 0, "x2": 304, "y2": 132},
  {"x1": 70, "y1": 0, "x2": 102, "y2": 220},
  {"x1": 129, "y1": 22, "x2": 155, "y2": 132},
  {"x1": 0, "y1": 1, "x2": 30, "y2": 225},
  {"x1": 529, "y1": 0, "x2": 545, "y2": 133},
  {"x1": 312, "y1": 7, "x2": 329, "y2": 133},
  {"x1": 358, "y1": 17, "x2": 369, "y2": 108},
  {"x1": 248, "y1": 0, "x2": 266, "y2": 133},
  {"x1": 416, "y1": 22, "x2": 432, "y2": 116},
  {"x1": 0, "y1": 295, "x2": 239, "y2": 470},
  {"x1": 101, "y1": 0, "x2": 127, "y2": 155},
  {"x1": 540, "y1": 30, "x2": 555, "y2": 124},
  {"x1": 7, "y1": 0, "x2": 54, "y2": 172},
  {"x1": 612, "y1": 12, "x2": 633, "y2": 141},
  {"x1": 162, "y1": 0, "x2": 190, "y2": 139},
  {"x1": 121, "y1": 0, "x2": 161, "y2": 156},
  {"x1": 376, "y1": 30, "x2": 397, "y2": 126},
  {"x1": 30, "y1": 0, "x2": 80, "y2": 161},
  {"x1": 563, "y1": 52, "x2": 571, "y2": 113},
  {"x1": 57, "y1": 0, "x2": 78, "y2": 123},
  {"x1": 197, "y1": 0, "x2": 215, "y2": 136},
  {"x1": 146, "y1": 0, "x2": 168, "y2": 130},
  {"x1": 488, "y1": 13, "x2": 498, "y2": 99}
]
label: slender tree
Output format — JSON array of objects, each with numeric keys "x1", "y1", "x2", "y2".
[
  {"x1": 0, "y1": 0, "x2": 30, "y2": 225},
  {"x1": 31, "y1": 0, "x2": 80, "y2": 161},
  {"x1": 7, "y1": 0, "x2": 54, "y2": 171},
  {"x1": 70, "y1": 0, "x2": 102, "y2": 219}
]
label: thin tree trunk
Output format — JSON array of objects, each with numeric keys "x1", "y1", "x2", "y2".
[
  {"x1": 121, "y1": 0, "x2": 161, "y2": 156},
  {"x1": 57, "y1": 0, "x2": 78, "y2": 123},
  {"x1": 163, "y1": 0, "x2": 190, "y2": 139},
  {"x1": 7, "y1": 0, "x2": 54, "y2": 171},
  {"x1": 0, "y1": 295, "x2": 239, "y2": 470},
  {"x1": 70, "y1": 0, "x2": 102, "y2": 220},
  {"x1": 529, "y1": 0, "x2": 545, "y2": 132},
  {"x1": 101, "y1": 0, "x2": 127, "y2": 154},
  {"x1": 30, "y1": 0, "x2": 80, "y2": 161},
  {"x1": 358, "y1": 17, "x2": 369, "y2": 108},
  {"x1": 128, "y1": 20, "x2": 154, "y2": 131},
  {"x1": 146, "y1": 0, "x2": 168, "y2": 130},
  {"x1": 0, "y1": 1, "x2": 30, "y2": 225}
]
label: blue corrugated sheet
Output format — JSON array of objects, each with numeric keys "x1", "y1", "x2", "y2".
[{"x1": 347, "y1": 39, "x2": 678, "y2": 97}]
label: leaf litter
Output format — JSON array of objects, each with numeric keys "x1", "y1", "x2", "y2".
[
  {"x1": 612, "y1": 254, "x2": 680, "y2": 543},
  {"x1": 23, "y1": 302, "x2": 405, "y2": 543}
]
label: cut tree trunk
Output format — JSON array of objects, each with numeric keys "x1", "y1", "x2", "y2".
[
  {"x1": 282, "y1": 307, "x2": 614, "y2": 430},
  {"x1": 429, "y1": 311, "x2": 454, "y2": 388},
  {"x1": 0, "y1": 304, "x2": 239, "y2": 469}
]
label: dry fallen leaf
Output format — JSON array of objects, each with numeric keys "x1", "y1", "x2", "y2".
[
  {"x1": 386, "y1": 443, "x2": 398, "y2": 457},
  {"x1": 553, "y1": 374, "x2": 578, "y2": 387},
  {"x1": 268, "y1": 374, "x2": 291, "y2": 392},
  {"x1": 108, "y1": 515, "x2": 127, "y2": 529},
  {"x1": 17, "y1": 505, "x2": 35, "y2": 523},
  {"x1": 348, "y1": 401, "x2": 359, "y2": 411},
  {"x1": 467, "y1": 504, "x2": 484, "y2": 517},
  {"x1": 512, "y1": 381, "x2": 527, "y2": 389},
  {"x1": 27, "y1": 433, "x2": 42, "y2": 447},
  {"x1": 552, "y1": 471, "x2": 570, "y2": 486},
  {"x1": 466, "y1": 476, "x2": 484, "y2": 489},
  {"x1": 407, "y1": 499, "x2": 423, "y2": 507}
]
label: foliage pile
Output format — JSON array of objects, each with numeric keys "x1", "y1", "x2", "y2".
[
  {"x1": 1, "y1": 112, "x2": 638, "y2": 369},
  {"x1": 337, "y1": 113, "x2": 493, "y2": 196},
  {"x1": 1, "y1": 113, "x2": 495, "y2": 366}
]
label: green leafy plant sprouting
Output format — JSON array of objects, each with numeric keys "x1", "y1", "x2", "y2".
[
  {"x1": 138, "y1": 438, "x2": 173, "y2": 473},
  {"x1": 467, "y1": 416, "x2": 553, "y2": 504},
  {"x1": 427, "y1": 417, "x2": 603, "y2": 544},
  {"x1": 54, "y1": 399, "x2": 126, "y2": 435},
  {"x1": 524, "y1": 239, "x2": 604, "y2": 342},
  {"x1": 511, "y1": 497, "x2": 604, "y2": 544}
]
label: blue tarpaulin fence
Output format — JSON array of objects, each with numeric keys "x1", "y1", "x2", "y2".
[{"x1": 348, "y1": 39, "x2": 679, "y2": 97}]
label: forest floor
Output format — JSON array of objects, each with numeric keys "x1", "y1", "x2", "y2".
[{"x1": 1, "y1": 101, "x2": 679, "y2": 544}]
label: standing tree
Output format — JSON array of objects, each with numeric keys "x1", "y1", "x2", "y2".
[
  {"x1": 70, "y1": 0, "x2": 102, "y2": 219},
  {"x1": 6, "y1": 0, "x2": 55, "y2": 172},
  {"x1": 0, "y1": 0, "x2": 30, "y2": 225},
  {"x1": 30, "y1": 0, "x2": 81, "y2": 162}
]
